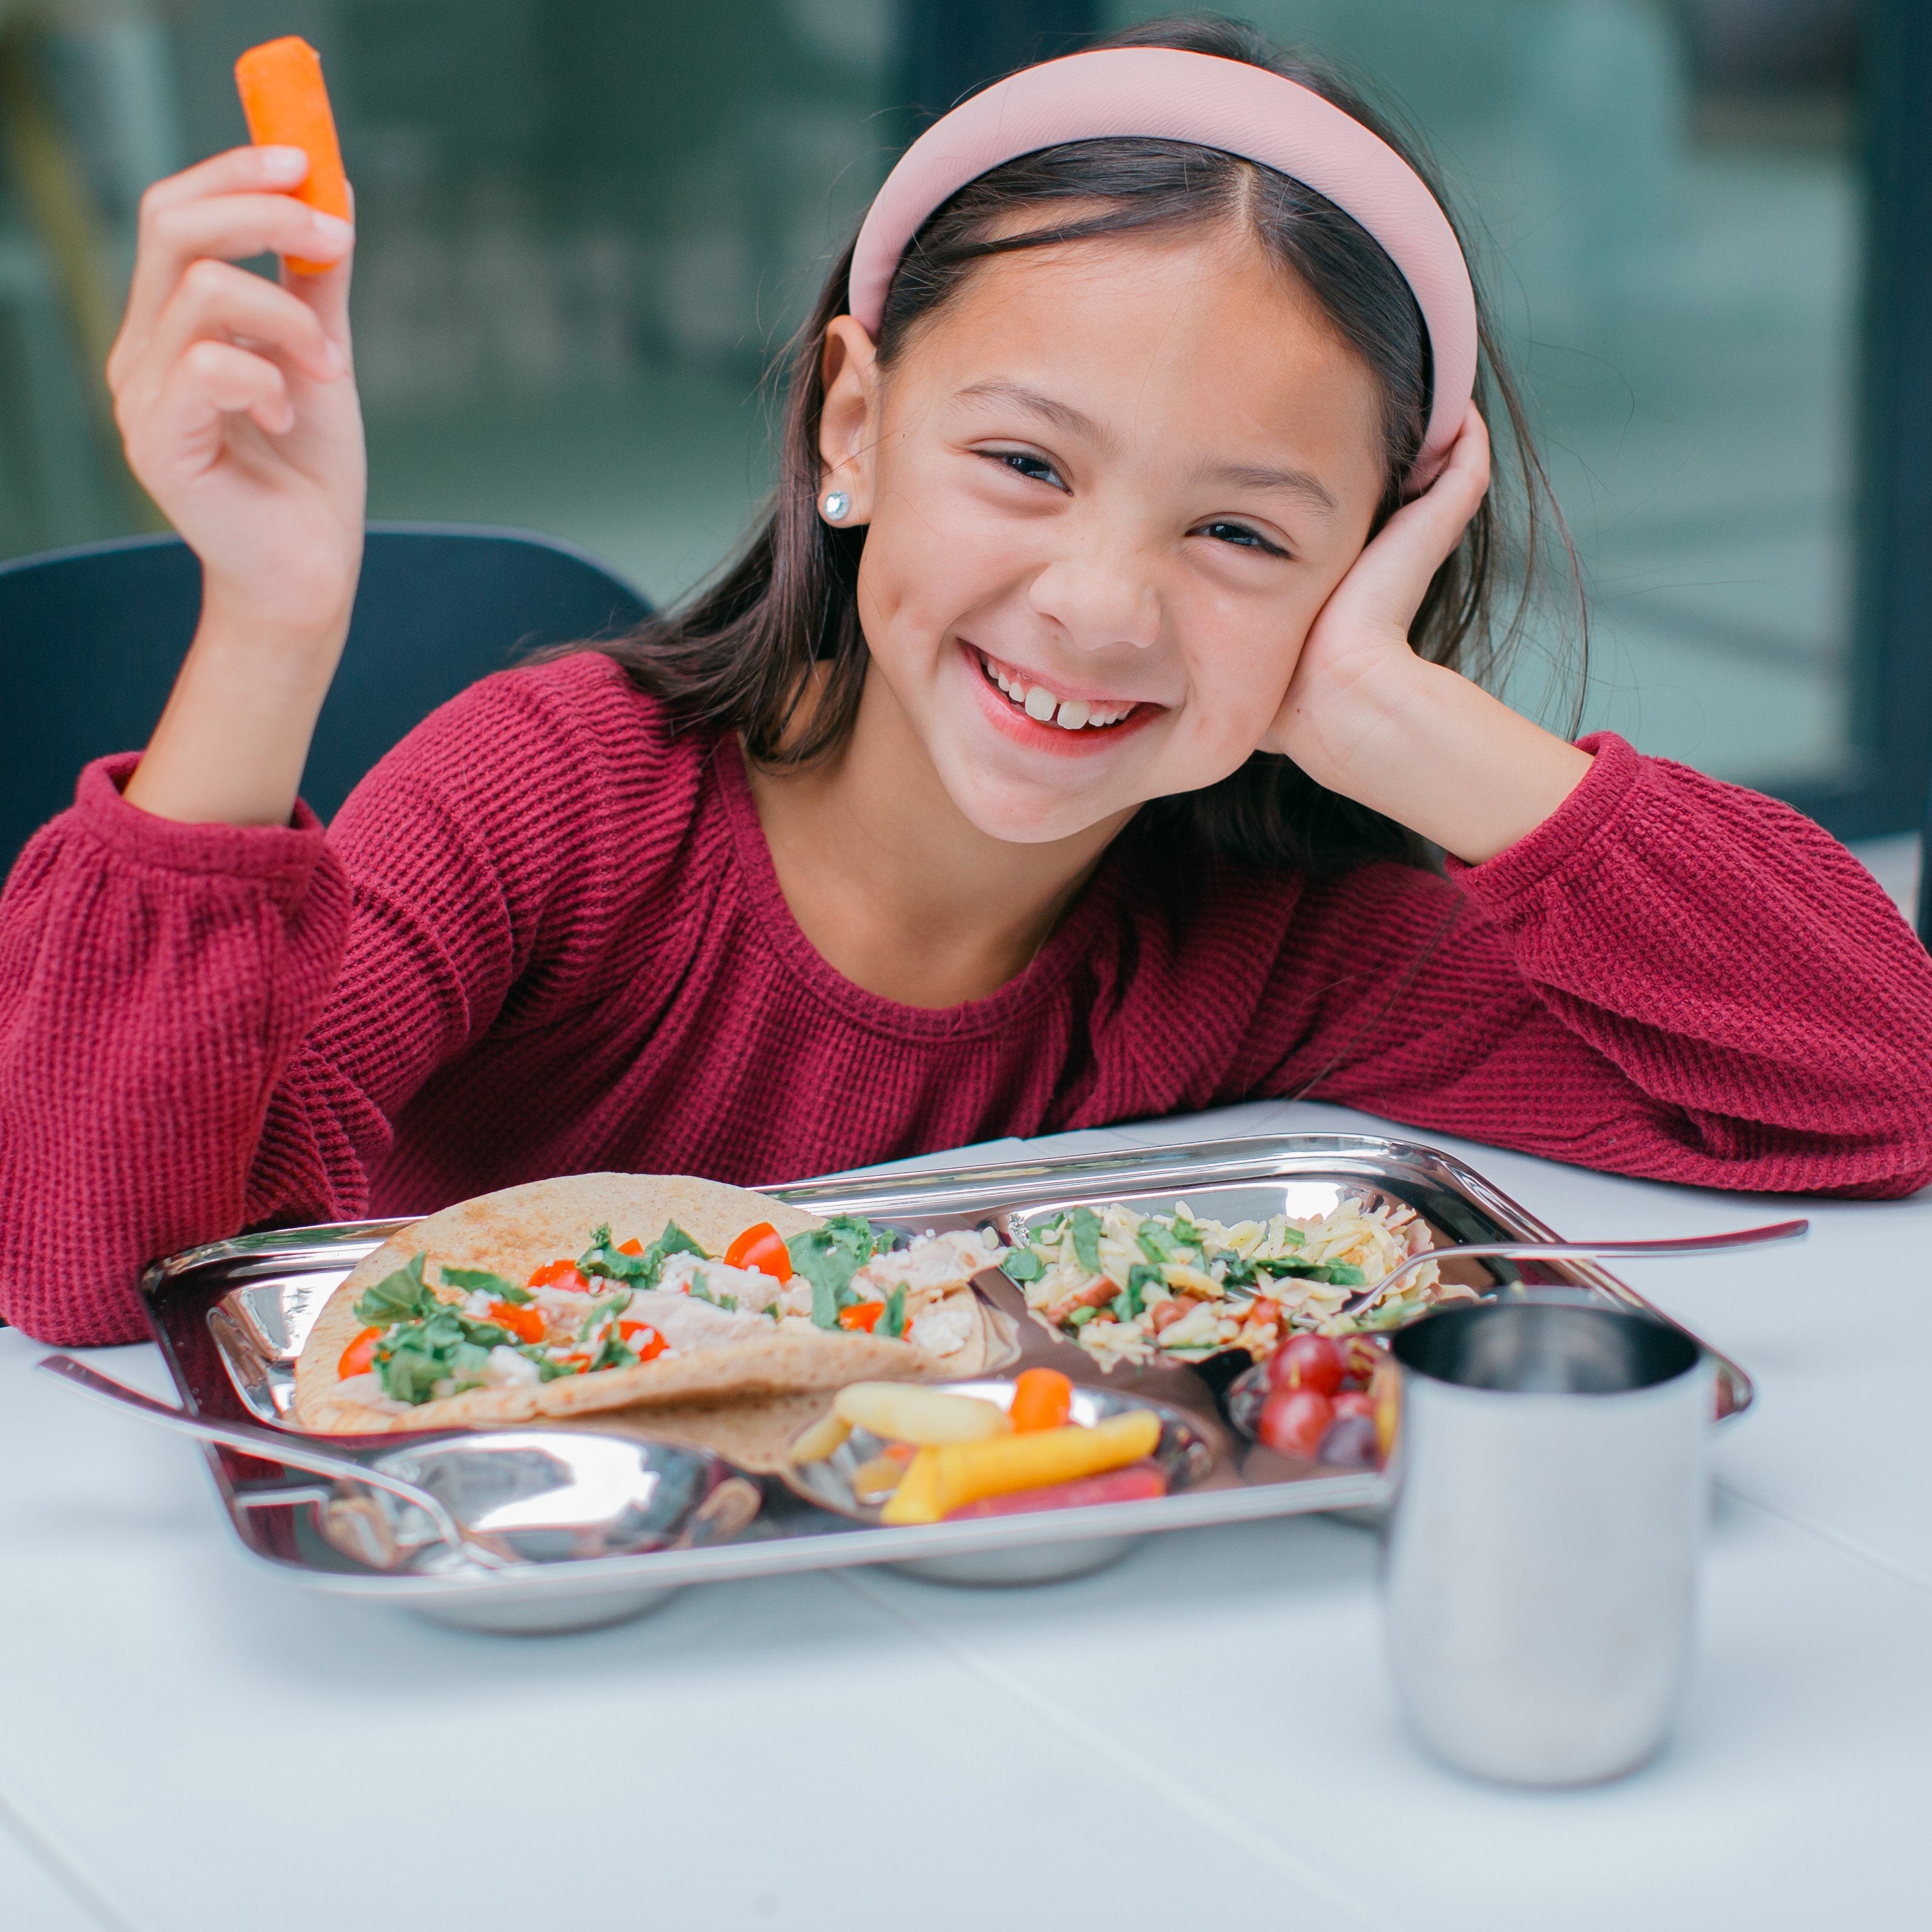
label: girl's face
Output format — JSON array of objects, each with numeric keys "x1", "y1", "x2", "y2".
[{"x1": 820, "y1": 222, "x2": 1389, "y2": 844}]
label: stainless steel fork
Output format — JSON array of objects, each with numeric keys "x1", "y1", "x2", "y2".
[{"x1": 1337, "y1": 1217, "x2": 1809, "y2": 1321}]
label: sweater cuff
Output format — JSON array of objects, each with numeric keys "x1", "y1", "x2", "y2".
[
  {"x1": 72, "y1": 754, "x2": 329, "y2": 893},
  {"x1": 1445, "y1": 732, "x2": 1643, "y2": 913}
]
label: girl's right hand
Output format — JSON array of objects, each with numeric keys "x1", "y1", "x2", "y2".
[{"x1": 108, "y1": 144, "x2": 364, "y2": 640}]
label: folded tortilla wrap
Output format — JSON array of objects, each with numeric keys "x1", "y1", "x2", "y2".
[{"x1": 293, "y1": 1172, "x2": 998, "y2": 1434}]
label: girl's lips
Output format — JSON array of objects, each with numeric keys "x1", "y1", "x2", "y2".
[{"x1": 961, "y1": 643, "x2": 1166, "y2": 758}]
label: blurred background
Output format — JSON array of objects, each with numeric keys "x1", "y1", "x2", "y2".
[{"x1": 1, "y1": 0, "x2": 1924, "y2": 878}]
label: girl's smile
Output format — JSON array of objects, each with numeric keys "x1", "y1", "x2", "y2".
[{"x1": 962, "y1": 643, "x2": 1164, "y2": 755}]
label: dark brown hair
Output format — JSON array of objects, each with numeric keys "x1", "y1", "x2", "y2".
[{"x1": 588, "y1": 16, "x2": 1579, "y2": 876}]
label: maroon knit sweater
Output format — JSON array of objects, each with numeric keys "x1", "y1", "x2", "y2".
[{"x1": 4, "y1": 652, "x2": 1928, "y2": 1344}]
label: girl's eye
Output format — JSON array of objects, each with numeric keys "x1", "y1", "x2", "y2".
[
  {"x1": 1197, "y1": 519, "x2": 1288, "y2": 558},
  {"x1": 981, "y1": 449, "x2": 1068, "y2": 491}
]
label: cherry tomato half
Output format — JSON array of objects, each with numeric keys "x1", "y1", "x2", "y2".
[
  {"x1": 1268, "y1": 1332, "x2": 1344, "y2": 1397},
  {"x1": 528, "y1": 1259, "x2": 590, "y2": 1292},
  {"x1": 337, "y1": 1326, "x2": 380, "y2": 1378},
  {"x1": 1258, "y1": 1387, "x2": 1334, "y2": 1459},
  {"x1": 725, "y1": 1222, "x2": 793, "y2": 1283},
  {"x1": 1332, "y1": 1389, "x2": 1375, "y2": 1422},
  {"x1": 489, "y1": 1301, "x2": 546, "y2": 1345},
  {"x1": 619, "y1": 1321, "x2": 668, "y2": 1362},
  {"x1": 837, "y1": 1301, "x2": 884, "y2": 1333}
]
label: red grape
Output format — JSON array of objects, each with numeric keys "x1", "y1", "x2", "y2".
[
  {"x1": 1268, "y1": 1332, "x2": 1344, "y2": 1396},
  {"x1": 1258, "y1": 1387, "x2": 1334, "y2": 1458},
  {"x1": 1316, "y1": 1414, "x2": 1379, "y2": 1469}
]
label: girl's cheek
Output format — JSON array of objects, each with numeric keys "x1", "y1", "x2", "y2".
[
  {"x1": 861, "y1": 487, "x2": 1038, "y2": 667},
  {"x1": 1174, "y1": 604, "x2": 1312, "y2": 759}
]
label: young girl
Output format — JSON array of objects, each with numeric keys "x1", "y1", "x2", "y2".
[{"x1": 4, "y1": 20, "x2": 1928, "y2": 1346}]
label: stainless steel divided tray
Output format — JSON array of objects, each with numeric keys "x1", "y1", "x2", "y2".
[{"x1": 139, "y1": 1134, "x2": 1752, "y2": 1633}]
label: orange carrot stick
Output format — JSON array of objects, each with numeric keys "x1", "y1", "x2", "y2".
[{"x1": 233, "y1": 36, "x2": 350, "y2": 274}]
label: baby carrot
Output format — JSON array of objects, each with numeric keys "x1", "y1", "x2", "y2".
[
  {"x1": 233, "y1": 36, "x2": 350, "y2": 274},
  {"x1": 1007, "y1": 1366, "x2": 1074, "y2": 1432}
]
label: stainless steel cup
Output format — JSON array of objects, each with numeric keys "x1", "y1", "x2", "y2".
[{"x1": 1380, "y1": 1298, "x2": 1711, "y2": 1786}]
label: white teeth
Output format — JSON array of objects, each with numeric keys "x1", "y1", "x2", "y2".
[{"x1": 980, "y1": 653, "x2": 1131, "y2": 730}]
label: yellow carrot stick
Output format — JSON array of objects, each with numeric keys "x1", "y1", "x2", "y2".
[
  {"x1": 788, "y1": 1411, "x2": 852, "y2": 1466},
  {"x1": 234, "y1": 36, "x2": 349, "y2": 274},
  {"x1": 879, "y1": 1446, "x2": 942, "y2": 1525},
  {"x1": 929, "y1": 1411, "x2": 1161, "y2": 1520}
]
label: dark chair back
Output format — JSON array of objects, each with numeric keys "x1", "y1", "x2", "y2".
[
  {"x1": 0, "y1": 524, "x2": 652, "y2": 876},
  {"x1": 1919, "y1": 796, "x2": 1931, "y2": 947}
]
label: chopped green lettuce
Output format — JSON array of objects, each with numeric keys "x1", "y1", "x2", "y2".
[
  {"x1": 1136, "y1": 1224, "x2": 1188, "y2": 1265},
  {"x1": 1069, "y1": 1206, "x2": 1104, "y2": 1276},
  {"x1": 787, "y1": 1215, "x2": 893, "y2": 1331},
  {"x1": 353, "y1": 1252, "x2": 438, "y2": 1327},
  {"x1": 579, "y1": 1220, "x2": 708, "y2": 1288},
  {"x1": 373, "y1": 1296, "x2": 512, "y2": 1405},
  {"x1": 439, "y1": 1266, "x2": 531, "y2": 1304}
]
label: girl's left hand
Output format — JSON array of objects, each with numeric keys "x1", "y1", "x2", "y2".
[
  {"x1": 1261, "y1": 403, "x2": 1491, "y2": 784},
  {"x1": 1261, "y1": 406, "x2": 1592, "y2": 865}
]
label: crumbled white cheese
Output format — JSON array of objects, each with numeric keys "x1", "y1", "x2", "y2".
[
  {"x1": 482, "y1": 1345, "x2": 540, "y2": 1387},
  {"x1": 908, "y1": 1296, "x2": 976, "y2": 1357}
]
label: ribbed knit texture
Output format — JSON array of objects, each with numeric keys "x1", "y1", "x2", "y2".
[{"x1": 4, "y1": 651, "x2": 1929, "y2": 1344}]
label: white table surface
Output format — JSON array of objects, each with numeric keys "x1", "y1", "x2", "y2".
[{"x1": 2, "y1": 1096, "x2": 1927, "y2": 1932}]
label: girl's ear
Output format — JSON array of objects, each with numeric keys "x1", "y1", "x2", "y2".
[{"x1": 818, "y1": 316, "x2": 879, "y2": 524}]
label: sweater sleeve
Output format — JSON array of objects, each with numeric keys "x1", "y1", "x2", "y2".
[
  {"x1": 0, "y1": 657, "x2": 655, "y2": 1344},
  {"x1": 1246, "y1": 735, "x2": 1932, "y2": 1198}
]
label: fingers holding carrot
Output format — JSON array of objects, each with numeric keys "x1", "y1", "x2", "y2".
[
  {"x1": 115, "y1": 35, "x2": 355, "y2": 386},
  {"x1": 109, "y1": 154, "x2": 353, "y2": 399},
  {"x1": 103, "y1": 37, "x2": 366, "y2": 641}
]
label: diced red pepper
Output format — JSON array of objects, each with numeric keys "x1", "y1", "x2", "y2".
[
  {"x1": 489, "y1": 1301, "x2": 545, "y2": 1344},
  {"x1": 619, "y1": 1321, "x2": 668, "y2": 1362},
  {"x1": 837, "y1": 1301, "x2": 884, "y2": 1333},
  {"x1": 528, "y1": 1259, "x2": 590, "y2": 1292},
  {"x1": 337, "y1": 1326, "x2": 380, "y2": 1378},
  {"x1": 724, "y1": 1222, "x2": 793, "y2": 1283},
  {"x1": 617, "y1": 1238, "x2": 644, "y2": 1256}
]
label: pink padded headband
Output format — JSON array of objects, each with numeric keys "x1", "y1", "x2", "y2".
[{"x1": 849, "y1": 47, "x2": 1478, "y2": 494}]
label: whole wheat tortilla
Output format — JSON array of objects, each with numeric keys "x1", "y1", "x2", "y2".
[{"x1": 293, "y1": 1172, "x2": 996, "y2": 1434}]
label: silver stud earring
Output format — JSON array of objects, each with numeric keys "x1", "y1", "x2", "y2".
[{"x1": 821, "y1": 490, "x2": 851, "y2": 522}]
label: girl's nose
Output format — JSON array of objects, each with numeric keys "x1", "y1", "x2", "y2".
[{"x1": 1026, "y1": 543, "x2": 1161, "y2": 652}]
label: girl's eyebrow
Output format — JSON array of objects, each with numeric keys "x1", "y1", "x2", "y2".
[
  {"x1": 1192, "y1": 459, "x2": 1339, "y2": 516},
  {"x1": 955, "y1": 379, "x2": 1112, "y2": 448}
]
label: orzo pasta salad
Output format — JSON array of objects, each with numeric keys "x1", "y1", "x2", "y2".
[{"x1": 1001, "y1": 1196, "x2": 1474, "y2": 1371}]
